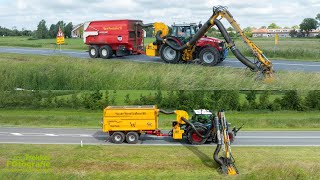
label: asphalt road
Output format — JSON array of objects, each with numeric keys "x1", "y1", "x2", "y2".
[
  {"x1": 1, "y1": 46, "x2": 320, "y2": 72},
  {"x1": 1, "y1": 127, "x2": 319, "y2": 146}
]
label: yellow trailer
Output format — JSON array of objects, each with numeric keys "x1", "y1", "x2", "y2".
[{"x1": 103, "y1": 105, "x2": 188, "y2": 144}]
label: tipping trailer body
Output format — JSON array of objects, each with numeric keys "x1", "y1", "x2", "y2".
[
  {"x1": 103, "y1": 106, "x2": 159, "y2": 133},
  {"x1": 84, "y1": 20, "x2": 145, "y2": 58}
]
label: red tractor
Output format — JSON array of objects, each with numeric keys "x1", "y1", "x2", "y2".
[{"x1": 150, "y1": 23, "x2": 228, "y2": 66}]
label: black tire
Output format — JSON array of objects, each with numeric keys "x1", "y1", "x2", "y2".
[
  {"x1": 125, "y1": 132, "x2": 139, "y2": 144},
  {"x1": 111, "y1": 132, "x2": 125, "y2": 144},
  {"x1": 159, "y1": 42, "x2": 181, "y2": 64},
  {"x1": 89, "y1": 45, "x2": 100, "y2": 58},
  {"x1": 187, "y1": 126, "x2": 208, "y2": 145},
  {"x1": 199, "y1": 47, "x2": 220, "y2": 66},
  {"x1": 99, "y1": 45, "x2": 113, "y2": 59}
]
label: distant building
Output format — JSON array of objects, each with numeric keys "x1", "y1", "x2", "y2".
[
  {"x1": 252, "y1": 28, "x2": 292, "y2": 38},
  {"x1": 72, "y1": 23, "x2": 84, "y2": 38},
  {"x1": 252, "y1": 28, "x2": 320, "y2": 38},
  {"x1": 308, "y1": 30, "x2": 320, "y2": 37}
]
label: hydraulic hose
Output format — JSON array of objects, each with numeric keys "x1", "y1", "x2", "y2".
[
  {"x1": 181, "y1": 117, "x2": 212, "y2": 139},
  {"x1": 213, "y1": 19, "x2": 259, "y2": 72},
  {"x1": 214, "y1": 144, "x2": 224, "y2": 166},
  {"x1": 156, "y1": 16, "x2": 215, "y2": 51}
]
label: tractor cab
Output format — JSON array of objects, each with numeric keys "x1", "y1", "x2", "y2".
[
  {"x1": 171, "y1": 23, "x2": 198, "y2": 39},
  {"x1": 191, "y1": 109, "x2": 213, "y2": 124}
]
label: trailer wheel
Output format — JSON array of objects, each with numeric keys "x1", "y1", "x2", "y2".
[
  {"x1": 111, "y1": 132, "x2": 125, "y2": 144},
  {"x1": 100, "y1": 45, "x2": 113, "y2": 59},
  {"x1": 160, "y1": 42, "x2": 181, "y2": 64},
  {"x1": 199, "y1": 47, "x2": 220, "y2": 66},
  {"x1": 126, "y1": 132, "x2": 139, "y2": 144},
  {"x1": 89, "y1": 45, "x2": 100, "y2": 58},
  {"x1": 187, "y1": 127, "x2": 207, "y2": 145}
]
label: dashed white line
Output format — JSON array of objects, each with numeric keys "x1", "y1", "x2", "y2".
[
  {"x1": 45, "y1": 134, "x2": 59, "y2": 137},
  {"x1": 11, "y1": 133, "x2": 23, "y2": 136}
]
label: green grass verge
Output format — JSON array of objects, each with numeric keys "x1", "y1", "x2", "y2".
[
  {"x1": 1, "y1": 36, "x2": 319, "y2": 61},
  {"x1": 0, "y1": 109, "x2": 319, "y2": 130},
  {"x1": 1, "y1": 53, "x2": 320, "y2": 90},
  {"x1": 0, "y1": 144, "x2": 319, "y2": 179}
]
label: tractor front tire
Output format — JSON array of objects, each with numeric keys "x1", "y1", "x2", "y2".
[
  {"x1": 99, "y1": 45, "x2": 113, "y2": 59},
  {"x1": 89, "y1": 45, "x2": 100, "y2": 58},
  {"x1": 160, "y1": 43, "x2": 181, "y2": 64},
  {"x1": 199, "y1": 47, "x2": 220, "y2": 66}
]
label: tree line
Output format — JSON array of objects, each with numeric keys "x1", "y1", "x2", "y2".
[
  {"x1": 0, "y1": 90, "x2": 319, "y2": 112},
  {"x1": 36, "y1": 19, "x2": 73, "y2": 39}
]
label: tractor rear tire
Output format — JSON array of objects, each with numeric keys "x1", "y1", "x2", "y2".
[
  {"x1": 99, "y1": 45, "x2": 113, "y2": 59},
  {"x1": 125, "y1": 132, "x2": 139, "y2": 144},
  {"x1": 199, "y1": 47, "x2": 220, "y2": 66},
  {"x1": 111, "y1": 132, "x2": 125, "y2": 144},
  {"x1": 160, "y1": 43, "x2": 181, "y2": 64},
  {"x1": 89, "y1": 45, "x2": 100, "y2": 58},
  {"x1": 187, "y1": 127, "x2": 207, "y2": 145}
]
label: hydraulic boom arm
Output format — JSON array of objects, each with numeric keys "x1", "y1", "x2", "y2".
[{"x1": 155, "y1": 6, "x2": 274, "y2": 81}]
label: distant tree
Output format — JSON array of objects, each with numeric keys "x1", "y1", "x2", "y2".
[
  {"x1": 65, "y1": 22, "x2": 73, "y2": 38},
  {"x1": 283, "y1": 26, "x2": 290, "y2": 29},
  {"x1": 268, "y1": 23, "x2": 281, "y2": 29},
  {"x1": 243, "y1": 27, "x2": 253, "y2": 37},
  {"x1": 259, "y1": 91, "x2": 270, "y2": 110},
  {"x1": 49, "y1": 24, "x2": 57, "y2": 38},
  {"x1": 260, "y1": 26, "x2": 267, "y2": 29},
  {"x1": 124, "y1": 94, "x2": 131, "y2": 105},
  {"x1": 316, "y1": 13, "x2": 320, "y2": 22},
  {"x1": 289, "y1": 29, "x2": 298, "y2": 37},
  {"x1": 36, "y1": 19, "x2": 49, "y2": 39},
  {"x1": 291, "y1": 25, "x2": 300, "y2": 29},
  {"x1": 300, "y1": 18, "x2": 318, "y2": 37}
]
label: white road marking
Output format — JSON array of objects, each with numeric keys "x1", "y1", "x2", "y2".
[
  {"x1": 11, "y1": 133, "x2": 23, "y2": 136},
  {"x1": 45, "y1": 134, "x2": 59, "y2": 137}
]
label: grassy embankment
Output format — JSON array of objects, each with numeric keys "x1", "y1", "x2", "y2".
[
  {"x1": 0, "y1": 109, "x2": 319, "y2": 130},
  {"x1": 0, "y1": 36, "x2": 319, "y2": 61},
  {"x1": 0, "y1": 144, "x2": 319, "y2": 179},
  {"x1": 1, "y1": 53, "x2": 320, "y2": 90}
]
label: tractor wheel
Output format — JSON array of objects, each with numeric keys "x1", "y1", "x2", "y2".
[
  {"x1": 99, "y1": 45, "x2": 113, "y2": 59},
  {"x1": 111, "y1": 132, "x2": 125, "y2": 144},
  {"x1": 160, "y1": 43, "x2": 181, "y2": 64},
  {"x1": 89, "y1": 45, "x2": 100, "y2": 58},
  {"x1": 187, "y1": 127, "x2": 208, "y2": 145},
  {"x1": 199, "y1": 47, "x2": 220, "y2": 66},
  {"x1": 125, "y1": 132, "x2": 139, "y2": 144}
]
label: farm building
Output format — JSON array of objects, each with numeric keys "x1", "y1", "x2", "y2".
[{"x1": 72, "y1": 23, "x2": 84, "y2": 38}]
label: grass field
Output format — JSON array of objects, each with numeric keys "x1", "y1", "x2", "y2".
[
  {"x1": 0, "y1": 109, "x2": 319, "y2": 130},
  {"x1": 0, "y1": 144, "x2": 319, "y2": 179},
  {"x1": 1, "y1": 53, "x2": 320, "y2": 90},
  {"x1": 0, "y1": 36, "x2": 319, "y2": 61}
]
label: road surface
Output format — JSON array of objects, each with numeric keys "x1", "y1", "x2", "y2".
[
  {"x1": 0, "y1": 127, "x2": 319, "y2": 146},
  {"x1": 1, "y1": 47, "x2": 320, "y2": 72}
]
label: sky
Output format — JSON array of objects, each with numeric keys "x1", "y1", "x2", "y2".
[{"x1": 0, "y1": 0, "x2": 319, "y2": 30}]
